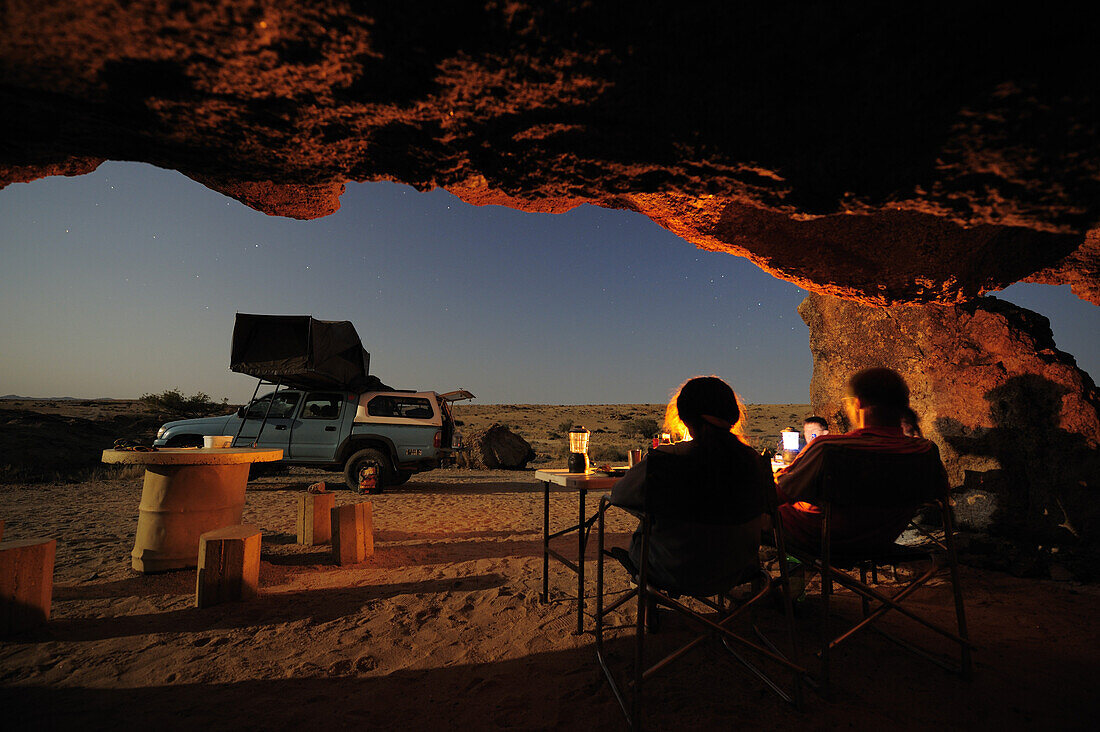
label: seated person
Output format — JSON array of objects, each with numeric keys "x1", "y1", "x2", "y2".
[
  {"x1": 776, "y1": 367, "x2": 947, "y2": 555},
  {"x1": 610, "y1": 376, "x2": 775, "y2": 595},
  {"x1": 802, "y1": 416, "x2": 829, "y2": 444}
]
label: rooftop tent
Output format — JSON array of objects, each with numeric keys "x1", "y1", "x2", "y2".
[{"x1": 230, "y1": 314, "x2": 388, "y2": 392}]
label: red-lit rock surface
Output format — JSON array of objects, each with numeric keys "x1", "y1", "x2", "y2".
[
  {"x1": 800, "y1": 293, "x2": 1100, "y2": 577},
  {"x1": 2, "y1": 2, "x2": 1099, "y2": 304},
  {"x1": 1024, "y1": 230, "x2": 1100, "y2": 308}
]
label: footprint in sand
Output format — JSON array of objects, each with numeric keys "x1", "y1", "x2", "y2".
[
  {"x1": 327, "y1": 659, "x2": 353, "y2": 676},
  {"x1": 288, "y1": 662, "x2": 324, "y2": 678},
  {"x1": 415, "y1": 606, "x2": 440, "y2": 622}
]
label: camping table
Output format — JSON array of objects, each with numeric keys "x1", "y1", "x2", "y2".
[
  {"x1": 535, "y1": 469, "x2": 621, "y2": 635},
  {"x1": 102, "y1": 447, "x2": 283, "y2": 573}
]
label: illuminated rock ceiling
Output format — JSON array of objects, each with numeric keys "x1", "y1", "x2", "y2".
[{"x1": 2, "y1": 1, "x2": 1098, "y2": 304}]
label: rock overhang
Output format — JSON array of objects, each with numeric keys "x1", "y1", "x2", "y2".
[{"x1": 2, "y1": 1, "x2": 1098, "y2": 304}]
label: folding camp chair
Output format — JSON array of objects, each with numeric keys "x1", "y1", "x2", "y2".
[
  {"x1": 594, "y1": 450, "x2": 805, "y2": 730},
  {"x1": 781, "y1": 442, "x2": 973, "y2": 696}
]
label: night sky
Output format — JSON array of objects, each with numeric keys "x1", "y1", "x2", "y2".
[{"x1": 1, "y1": 162, "x2": 1096, "y2": 405}]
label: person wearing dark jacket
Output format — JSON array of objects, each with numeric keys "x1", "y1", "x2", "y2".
[{"x1": 610, "y1": 376, "x2": 774, "y2": 595}]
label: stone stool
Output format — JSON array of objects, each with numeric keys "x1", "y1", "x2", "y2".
[
  {"x1": 195, "y1": 525, "x2": 261, "y2": 608},
  {"x1": 297, "y1": 492, "x2": 336, "y2": 546},
  {"x1": 1, "y1": 538, "x2": 56, "y2": 636},
  {"x1": 331, "y1": 502, "x2": 374, "y2": 565}
]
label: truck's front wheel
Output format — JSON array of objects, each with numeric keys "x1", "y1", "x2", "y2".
[{"x1": 344, "y1": 448, "x2": 394, "y2": 493}]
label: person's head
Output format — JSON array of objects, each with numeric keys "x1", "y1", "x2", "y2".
[
  {"x1": 674, "y1": 376, "x2": 741, "y2": 439},
  {"x1": 845, "y1": 367, "x2": 910, "y2": 429},
  {"x1": 900, "y1": 406, "x2": 922, "y2": 437},
  {"x1": 803, "y1": 416, "x2": 829, "y2": 443}
]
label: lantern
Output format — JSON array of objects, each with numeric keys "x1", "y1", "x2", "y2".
[
  {"x1": 780, "y1": 428, "x2": 801, "y2": 463},
  {"x1": 567, "y1": 426, "x2": 590, "y2": 473}
]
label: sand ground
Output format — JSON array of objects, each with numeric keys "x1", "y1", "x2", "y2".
[
  {"x1": 2, "y1": 402, "x2": 1099, "y2": 729},
  {"x1": 1, "y1": 467, "x2": 1098, "y2": 730}
]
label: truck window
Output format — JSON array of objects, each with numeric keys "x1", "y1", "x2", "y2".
[
  {"x1": 367, "y1": 395, "x2": 434, "y2": 419},
  {"x1": 302, "y1": 393, "x2": 342, "y2": 420},
  {"x1": 246, "y1": 391, "x2": 301, "y2": 419}
]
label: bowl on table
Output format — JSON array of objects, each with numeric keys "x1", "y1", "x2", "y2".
[{"x1": 203, "y1": 435, "x2": 234, "y2": 449}]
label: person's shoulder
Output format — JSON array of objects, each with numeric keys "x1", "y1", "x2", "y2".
[
  {"x1": 815, "y1": 431, "x2": 860, "y2": 443},
  {"x1": 824, "y1": 428, "x2": 904, "y2": 446},
  {"x1": 908, "y1": 436, "x2": 942, "y2": 455},
  {"x1": 825, "y1": 429, "x2": 941, "y2": 458},
  {"x1": 721, "y1": 439, "x2": 772, "y2": 480},
  {"x1": 795, "y1": 432, "x2": 843, "y2": 456}
]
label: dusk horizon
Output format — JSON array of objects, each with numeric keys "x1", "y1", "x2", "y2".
[{"x1": 3, "y1": 162, "x2": 1096, "y2": 407}]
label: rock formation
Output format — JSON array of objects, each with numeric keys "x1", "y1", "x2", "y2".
[
  {"x1": 2, "y1": 2, "x2": 1099, "y2": 304},
  {"x1": 800, "y1": 293, "x2": 1100, "y2": 577},
  {"x1": 456, "y1": 424, "x2": 536, "y2": 470}
]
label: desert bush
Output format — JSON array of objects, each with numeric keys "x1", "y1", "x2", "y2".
[
  {"x1": 591, "y1": 444, "x2": 627, "y2": 463},
  {"x1": 1, "y1": 463, "x2": 146, "y2": 485},
  {"x1": 621, "y1": 417, "x2": 659, "y2": 439},
  {"x1": 140, "y1": 388, "x2": 228, "y2": 418},
  {"x1": 556, "y1": 419, "x2": 574, "y2": 434}
]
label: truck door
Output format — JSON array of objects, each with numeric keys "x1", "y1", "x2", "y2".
[
  {"x1": 290, "y1": 392, "x2": 346, "y2": 460},
  {"x1": 236, "y1": 390, "x2": 300, "y2": 453},
  {"x1": 438, "y1": 389, "x2": 475, "y2": 449}
]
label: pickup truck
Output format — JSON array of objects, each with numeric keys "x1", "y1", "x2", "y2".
[{"x1": 153, "y1": 388, "x2": 473, "y2": 491}]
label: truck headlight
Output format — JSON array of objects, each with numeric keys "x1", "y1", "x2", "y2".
[{"x1": 157, "y1": 426, "x2": 167, "y2": 439}]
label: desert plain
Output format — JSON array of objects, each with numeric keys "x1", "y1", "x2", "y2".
[{"x1": 1, "y1": 399, "x2": 1099, "y2": 730}]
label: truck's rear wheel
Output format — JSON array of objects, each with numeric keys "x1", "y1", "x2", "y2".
[{"x1": 344, "y1": 448, "x2": 393, "y2": 493}]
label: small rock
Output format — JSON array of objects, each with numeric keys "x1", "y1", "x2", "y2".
[{"x1": 456, "y1": 424, "x2": 536, "y2": 469}]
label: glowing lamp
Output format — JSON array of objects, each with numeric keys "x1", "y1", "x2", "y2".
[
  {"x1": 781, "y1": 429, "x2": 801, "y2": 452},
  {"x1": 567, "y1": 426, "x2": 590, "y2": 473}
]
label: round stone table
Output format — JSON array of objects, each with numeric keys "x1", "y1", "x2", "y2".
[{"x1": 102, "y1": 447, "x2": 283, "y2": 573}]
